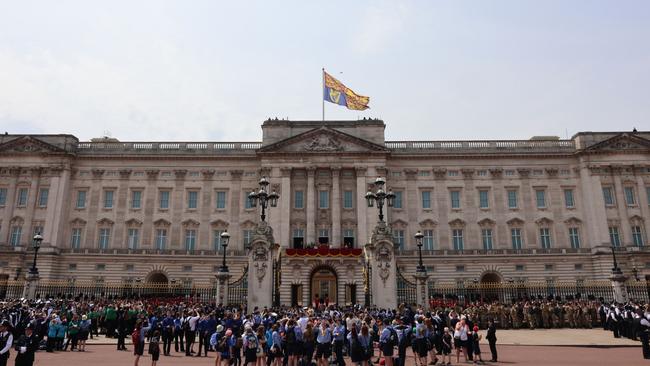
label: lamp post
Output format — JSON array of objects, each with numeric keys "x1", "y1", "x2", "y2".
[
  {"x1": 611, "y1": 246, "x2": 622, "y2": 275},
  {"x1": 365, "y1": 177, "x2": 395, "y2": 222},
  {"x1": 219, "y1": 231, "x2": 230, "y2": 272},
  {"x1": 30, "y1": 233, "x2": 43, "y2": 275},
  {"x1": 414, "y1": 231, "x2": 426, "y2": 273},
  {"x1": 248, "y1": 177, "x2": 279, "y2": 222},
  {"x1": 609, "y1": 245, "x2": 628, "y2": 303}
]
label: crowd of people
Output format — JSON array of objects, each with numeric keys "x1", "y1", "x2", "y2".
[{"x1": 0, "y1": 296, "x2": 649, "y2": 366}]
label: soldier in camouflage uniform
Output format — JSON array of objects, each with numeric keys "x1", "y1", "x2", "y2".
[{"x1": 510, "y1": 304, "x2": 520, "y2": 329}]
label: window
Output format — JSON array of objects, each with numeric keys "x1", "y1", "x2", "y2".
[
  {"x1": 244, "y1": 191, "x2": 253, "y2": 209},
  {"x1": 393, "y1": 230, "x2": 405, "y2": 250},
  {"x1": 647, "y1": 187, "x2": 650, "y2": 205},
  {"x1": 213, "y1": 230, "x2": 225, "y2": 251},
  {"x1": 448, "y1": 171, "x2": 459, "y2": 177},
  {"x1": 319, "y1": 191, "x2": 329, "y2": 209},
  {"x1": 216, "y1": 191, "x2": 227, "y2": 209},
  {"x1": 96, "y1": 264, "x2": 105, "y2": 271},
  {"x1": 564, "y1": 189, "x2": 575, "y2": 208},
  {"x1": 76, "y1": 191, "x2": 86, "y2": 209},
  {"x1": 131, "y1": 190, "x2": 142, "y2": 209},
  {"x1": 455, "y1": 265, "x2": 465, "y2": 272},
  {"x1": 544, "y1": 264, "x2": 554, "y2": 271},
  {"x1": 103, "y1": 190, "x2": 114, "y2": 208},
  {"x1": 183, "y1": 265, "x2": 192, "y2": 272},
  {"x1": 452, "y1": 229, "x2": 464, "y2": 250},
  {"x1": 423, "y1": 229, "x2": 434, "y2": 250},
  {"x1": 318, "y1": 229, "x2": 329, "y2": 244},
  {"x1": 155, "y1": 229, "x2": 167, "y2": 250},
  {"x1": 68, "y1": 264, "x2": 77, "y2": 271},
  {"x1": 511, "y1": 228, "x2": 523, "y2": 249},
  {"x1": 393, "y1": 191, "x2": 403, "y2": 209},
  {"x1": 294, "y1": 190, "x2": 304, "y2": 209},
  {"x1": 293, "y1": 229, "x2": 304, "y2": 248},
  {"x1": 602, "y1": 187, "x2": 615, "y2": 205},
  {"x1": 419, "y1": 171, "x2": 430, "y2": 176},
  {"x1": 504, "y1": 170, "x2": 515, "y2": 176},
  {"x1": 477, "y1": 170, "x2": 487, "y2": 176},
  {"x1": 609, "y1": 227, "x2": 621, "y2": 247},
  {"x1": 535, "y1": 189, "x2": 546, "y2": 208},
  {"x1": 624, "y1": 187, "x2": 636, "y2": 205},
  {"x1": 569, "y1": 227, "x2": 581, "y2": 249},
  {"x1": 126, "y1": 228, "x2": 139, "y2": 249},
  {"x1": 539, "y1": 228, "x2": 552, "y2": 249},
  {"x1": 243, "y1": 230, "x2": 253, "y2": 247},
  {"x1": 504, "y1": 191, "x2": 516, "y2": 210},
  {"x1": 343, "y1": 190, "x2": 353, "y2": 209},
  {"x1": 421, "y1": 191, "x2": 431, "y2": 209},
  {"x1": 38, "y1": 188, "x2": 49, "y2": 207},
  {"x1": 343, "y1": 229, "x2": 355, "y2": 248},
  {"x1": 0, "y1": 188, "x2": 7, "y2": 205},
  {"x1": 33, "y1": 225, "x2": 43, "y2": 236},
  {"x1": 515, "y1": 265, "x2": 525, "y2": 271},
  {"x1": 574, "y1": 264, "x2": 583, "y2": 270},
  {"x1": 10, "y1": 226, "x2": 22, "y2": 246},
  {"x1": 479, "y1": 190, "x2": 489, "y2": 209},
  {"x1": 159, "y1": 191, "x2": 170, "y2": 209},
  {"x1": 98, "y1": 228, "x2": 111, "y2": 249},
  {"x1": 17, "y1": 188, "x2": 28, "y2": 206},
  {"x1": 187, "y1": 191, "x2": 198, "y2": 209},
  {"x1": 450, "y1": 190, "x2": 461, "y2": 209},
  {"x1": 481, "y1": 229, "x2": 493, "y2": 250},
  {"x1": 70, "y1": 228, "x2": 82, "y2": 249},
  {"x1": 185, "y1": 229, "x2": 196, "y2": 251},
  {"x1": 632, "y1": 226, "x2": 645, "y2": 247}
]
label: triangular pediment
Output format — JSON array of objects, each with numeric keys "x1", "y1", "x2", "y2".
[
  {"x1": 583, "y1": 133, "x2": 650, "y2": 153},
  {"x1": 259, "y1": 127, "x2": 388, "y2": 154},
  {"x1": 0, "y1": 136, "x2": 67, "y2": 154}
]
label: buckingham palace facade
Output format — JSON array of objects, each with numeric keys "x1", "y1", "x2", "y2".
[{"x1": 0, "y1": 119, "x2": 649, "y2": 305}]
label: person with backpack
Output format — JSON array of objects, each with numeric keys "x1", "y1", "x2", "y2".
[
  {"x1": 256, "y1": 325, "x2": 267, "y2": 366},
  {"x1": 379, "y1": 319, "x2": 398, "y2": 366},
  {"x1": 184, "y1": 309, "x2": 200, "y2": 356},
  {"x1": 210, "y1": 325, "x2": 225, "y2": 366},
  {"x1": 243, "y1": 324, "x2": 259, "y2": 366},
  {"x1": 394, "y1": 317, "x2": 411, "y2": 366}
]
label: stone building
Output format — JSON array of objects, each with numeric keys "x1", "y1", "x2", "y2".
[{"x1": 0, "y1": 119, "x2": 649, "y2": 306}]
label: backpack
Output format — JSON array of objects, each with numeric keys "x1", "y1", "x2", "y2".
[
  {"x1": 385, "y1": 327, "x2": 398, "y2": 348},
  {"x1": 131, "y1": 328, "x2": 140, "y2": 345},
  {"x1": 246, "y1": 334, "x2": 258, "y2": 350}
]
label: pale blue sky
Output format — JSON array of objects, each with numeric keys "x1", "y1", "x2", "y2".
[{"x1": 0, "y1": 1, "x2": 648, "y2": 142}]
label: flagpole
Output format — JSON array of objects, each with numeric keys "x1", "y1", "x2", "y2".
[{"x1": 322, "y1": 68, "x2": 325, "y2": 121}]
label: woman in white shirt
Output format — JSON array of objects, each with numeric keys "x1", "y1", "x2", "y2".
[{"x1": 454, "y1": 317, "x2": 469, "y2": 364}]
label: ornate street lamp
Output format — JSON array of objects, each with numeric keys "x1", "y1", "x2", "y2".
[
  {"x1": 248, "y1": 177, "x2": 280, "y2": 222},
  {"x1": 414, "y1": 231, "x2": 426, "y2": 273},
  {"x1": 219, "y1": 231, "x2": 230, "y2": 272},
  {"x1": 611, "y1": 246, "x2": 622, "y2": 275},
  {"x1": 365, "y1": 177, "x2": 395, "y2": 222},
  {"x1": 29, "y1": 233, "x2": 43, "y2": 275}
]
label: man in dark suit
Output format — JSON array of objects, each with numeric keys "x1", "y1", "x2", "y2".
[
  {"x1": 14, "y1": 323, "x2": 39, "y2": 366},
  {"x1": 486, "y1": 319, "x2": 498, "y2": 362}
]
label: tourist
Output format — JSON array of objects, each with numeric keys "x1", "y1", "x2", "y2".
[
  {"x1": 441, "y1": 327, "x2": 452, "y2": 366},
  {"x1": 77, "y1": 315, "x2": 90, "y2": 352},
  {"x1": 315, "y1": 319, "x2": 332, "y2": 366},
  {"x1": 471, "y1": 325, "x2": 483, "y2": 364},
  {"x1": 242, "y1": 325, "x2": 259, "y2": 366},
  {"x1": 379, "y1": 319, "x2": 398, "y2": 366},
  {"x1": 148, "y1": 329, "x2": 161, "y2": 366},
  {"x1": 486, "y1": 319, "x2": 497, "y2": 362},
  {"x1": 255, "y1": 325, "x2": 267, "y2": 366},
  {"x1": 453, "y1": 317, "x2": 469, "y2": 364}
]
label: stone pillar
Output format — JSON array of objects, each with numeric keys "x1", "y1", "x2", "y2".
[
  {"x1": 306, "y1": 167, "x2": 316, "y2": 245},
  {"x1": 355, "y1": 167, "x2": 368, "y2": 247},
  {"x1": 279, "y1": 168, "x2": 292, "y2": 248},
  {"x1": 22, "y1": 167, "x2": 42, "y2": 246},
  {"x1": 0, "y1": 168, "x2": 20, "y2": 245},
  {"x1": 22, "y1": 272, "x2": 40, "y2": 300},
  {"x1": 44, "y1": 167, "x2": 69, "y2": 248},
  {"x1": 414, "y1": 270, "x2": 430, "y2": 309},
  {"x1": 247, "y1": 221, "x2": 276, "y2": 311},
  {"x1": 215, "y1": 270, "x2": 232, "y2": 306},
  {"x1": 578, "y1": 164, "x2": 609, "y2": 247},
  {"x1": 331, "y1": 168, "x2": 341, "y2": 247},
  {"x1": 229, "y1": 170, "x2": 243, "y2": 250},
  {"x1": 612, "y1": 172, "x2": 632, "y2": 245},
  {"x1": 366, "y1": 221, "x2": 397, "y2": 309},
  {"x1": 610, "y1": 269, "x2": 629, "y2": 303}
]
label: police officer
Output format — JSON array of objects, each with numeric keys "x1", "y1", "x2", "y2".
[
  {"x1": 0, "y1": 320, "x2": 13, "y2": 366},
  {"x1": 14, "y1": 323, "x2": 39, "y2": 366},
  {"x1": 640, "y1": 311, "x2": 650, "y2": 360}
]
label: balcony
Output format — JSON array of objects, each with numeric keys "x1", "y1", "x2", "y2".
[{"x1": 386, "y1": 139, "x2": 575, "y2": 155}]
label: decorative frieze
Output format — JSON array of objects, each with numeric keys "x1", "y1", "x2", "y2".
[
  {"x1": 91, "y1": 169, "x2": 105, "y2": 178},
  {"x1": 433, "y1": 168, "x2": 447, "y2": 180}
]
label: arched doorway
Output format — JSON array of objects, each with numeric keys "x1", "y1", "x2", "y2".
[
  {"x1": 144, "y1": 271, "x2": 169, "y2": 297},
  {"x1": 479, "y1": 271, "x2": 502, "y2": 302},
  {"x1": 310, "y1": 265, "x2": 338, "y2": 307}
]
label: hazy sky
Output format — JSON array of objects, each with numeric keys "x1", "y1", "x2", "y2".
[{"x1": 1, "y1": 1, "x2": 648, "y2": 142}]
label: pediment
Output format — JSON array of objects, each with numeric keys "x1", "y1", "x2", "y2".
[
  {"x1": 70, "y1": 218, "x2": 87, "y2": 225},
  {"x1": 153, "y1": 219, "x2": 171, "y2": 227},
  {"x1": 210, "y1": 219, "x2": 229, "y2": 227},
  {"x1": 0, "y1": 136, "x2": 67, "y2": 154},
  {"x1": 583, "y1": 133, "x2": 650, "y2": 153},
  {"x1": 97, "y1": 218, "x2": 115, "y2": 226},
  {"x1": 125, "y1": 218, "x2": 143, "y2": 226},
  {"x1": 258, "y1": 127, "x2": 388, "y2": 154},
  {"x1": 181, "y1": 219, "x2": 200, "y2": 227},
  {"x1": 507, "y1": 217, "x2": 524, "y2": 226},
  {"x1": 418, "y1": 219, "x2": 438, "y2": 227},
  {"x1": 477, "y1": 218, "x2": 496, "y2": 227}
]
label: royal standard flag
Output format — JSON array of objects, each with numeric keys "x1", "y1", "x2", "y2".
[{"x1": 323, "y1": 71, "x2": 370, "y2": 110}]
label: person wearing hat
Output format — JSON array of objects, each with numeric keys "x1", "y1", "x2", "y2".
[
  {"x1": 210, "y1": 324, "x2": 225, "y2": 366},
  {"x1": 0, "y1": 320, "x2": 13, "y2": 366},
  {"x1": 13, "y1": 323, "x2": 38, "y2": 366},
  {"x1": 78, "y1": 314, "x2": 91, "y2": 352}
]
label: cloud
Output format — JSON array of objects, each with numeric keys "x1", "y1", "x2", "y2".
[{"x1": 350, "y1": 2, "x2": 412, "y2": 55}]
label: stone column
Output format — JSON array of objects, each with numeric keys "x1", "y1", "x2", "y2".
[
  {"x1": 22, "y1": 271, "x2": 39, "y2": 300},
  {"x1": 306, "y1": 167, "x2": 316, "y2": 245},
  {"x1": 170, "y1": 170, "x2": 187, "y2": 249},
  {"x1": 279, "y1": 167, "x2": 292, "y2": 248},
  {"x1": 44, "y1": 166, "x2": 69, "y2": 248},
  {"x1": 414, "y1": 270, "x2": 430, "y2": 309},
  {"x1": 200, "y1": 170, "x2": 215, "y2": 250},
  {"x1": 331, "y1": 168, "x2": 341, "y2": 247},
  {"x1": 113, "y1": 169, "x2": 131, "y2": 249},
  {"x1": 21, "y1": 167, "x2": 42, "y2": 246},
  {"x1": 636, "y1": 174, "x2": 650, "y2": 229},
  {"x1": 247, "y1": 221, "x2": 276, "y2": 310},
  {"x1": 578, "y1": 164, "x2": 609, "y2": 247},
  {"x1": 611, "y1": 269, "x2": 629, "y2": 303},
  {"x1": 405, "y1": 169, "x2": 418, "y2": 249},
  {"x1": 215, "y1": 270, "x2": 232, "y2": 305},
  {"x1": 142, "y1": 170, "x2": 159, "y2": 247},
  {"x1": 0, "y1": 168, "x2": 21, "y2": 245},
  {"x1": 229, "y1": 170, "x2": 243, "y2": 250},
  {"x1": 355, "y1": 167, "x2": 368, "y2": 247},
  {"x1": 612, "y1": 171, "x2": 632, "y2": 245}
]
